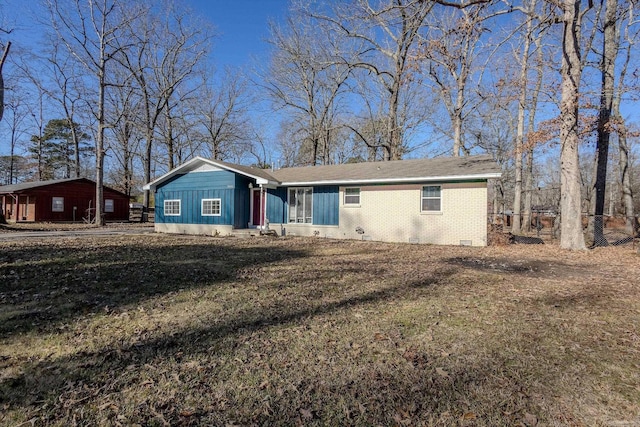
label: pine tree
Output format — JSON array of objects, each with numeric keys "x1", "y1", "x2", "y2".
[{"x1": 29, "y1": 119, "x2": 91, "y2": 179}]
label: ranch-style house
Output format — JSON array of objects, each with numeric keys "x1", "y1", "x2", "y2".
[{"x1": 143, "y1": 155, "x2": 501, "y2": 246}]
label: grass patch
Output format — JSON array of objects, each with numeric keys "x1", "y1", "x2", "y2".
[{"x1": 1, "y1": 235, "x2": 639, "y2": 426}]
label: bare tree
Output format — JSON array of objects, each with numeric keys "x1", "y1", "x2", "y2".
[
  {"x1": 582, "y1": 0, "x2": 617, "y2": 245},
  {"x1": 106, "y1": 67, "x2": 141, "y2": 197},
  {"x1": 3, "y1": 93, "x2": 29, "y2": 184},
  {"x1": 422, "y1": 4, "x2": 492, "y2": 158},
  {"x1": 158, "y1": 84, "x2": 205, "y2": 168},
  {"x1": 116, "y1": 2, "x2": 209, "y2": 211},
  {"x1": 612, "y1": 1, "x2": 638, "y2": 235},
  {"x1": 7, "y1": 48, "x2": 51, "y2": 181},
  {"x1": 45, "y1": 0, "x2": 144, "y2": 225},
  {"x1": 27, "y1": 84, "x2": 47, "y2": 180},
  {"x1": 14, "y1": 38, "x2": 92, "y2": 179},
  {"x1": 44, "y1": 38, "x2": 89, "y2": 178},
  {"x1": 522, "y1": 34, "x2": 546, "y2": 232},
  {"x1": 195, "y1": 69, "x2": 251, "y2": 162},
  {"x1": 511, "y1": 0, "x2": 541, "y2": 234},
  {"x1": 263, "y1": 11, "x2": 351, "y2": 165},
  {"x1": 0, "y1": 38, "x2": 10, "y2": 123},
  {"x1": 309, "y1": 0, "x2": 436, "y2": 161},
  {"x1": 557, "y1": 0, "x2": 591, "y2": 250}
]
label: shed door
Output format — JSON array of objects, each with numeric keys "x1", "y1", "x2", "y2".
[{"x1": 18, "y1": 195, "x2": 29, "y2": 221}]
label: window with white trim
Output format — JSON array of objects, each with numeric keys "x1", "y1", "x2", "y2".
[
  {"x1": 202, "y1": 198, "x2": 221, "y2": 216},
  {"x1": 164, "y1": 199, "x2": 181, "y2": 216},
  {"x1": 52, "y1": 197, "x2": 64, "y2": 212},
  {"x1": 421, "y1": 185, "x2": 441, "y2": 212},
  {"x1": 104, "y1": 199, "x2": 114, "y2": 213},
  {"x1": 288, "y1": 187, "x2": 312, "y2": 223},
  {"x1": 344, "y1": 187, "x2": 360, "y2": 205}
]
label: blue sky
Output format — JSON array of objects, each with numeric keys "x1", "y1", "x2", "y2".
[
  {"x1": 0, "y1": 0, "x2": 289, "y2": 68},
  {"x1": 187, "y1": 0, "x2": 289, "y2": 68},
  {"x1": 0, "y1": 0, "x2": 291, "y2": 162}
]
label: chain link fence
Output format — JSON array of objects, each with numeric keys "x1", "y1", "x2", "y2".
[
  {"x1": 584, "y1": 215, "x2": 638, "y2": 247},
  {"x1": 488, "y1": 213, "x2": 639, "y2": 248}
]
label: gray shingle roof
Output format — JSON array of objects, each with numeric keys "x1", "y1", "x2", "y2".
[
  {"x1": 143, "y1": 155, "x2": 501, "y2": 190},
  {"x1": 214, "y1": 160, "x2": 280, "y2": 182},
  {"x1": 270, "y1": 154, "x2": 500, "y2": 184}
]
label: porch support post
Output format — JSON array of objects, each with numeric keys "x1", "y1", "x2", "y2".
[
  {"x1": 260, "y1": 185, "x2": 265, "y2": 229},
  {"x1": 14, "y1": 194, "x2": 19, "y2": 222}
]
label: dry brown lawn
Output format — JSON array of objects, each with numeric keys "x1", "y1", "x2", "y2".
[{"x1": 0, "y1": 232, "x2": 638, "y2": 426}]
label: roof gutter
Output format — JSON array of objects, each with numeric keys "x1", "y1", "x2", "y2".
[{"x1": 279, "y1": 172, "x2": 502, "y2": 187}]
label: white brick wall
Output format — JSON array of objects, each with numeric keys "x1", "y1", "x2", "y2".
[{"x1": 271, "y1": 182, "x2": 489, "y2": 246}]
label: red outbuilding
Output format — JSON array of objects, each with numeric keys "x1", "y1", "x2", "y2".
[{"x1": 0, "y1": 178, "x2": 130, "y2": 223}]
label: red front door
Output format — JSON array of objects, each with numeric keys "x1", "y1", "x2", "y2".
[{"x1": 252, "y1": 189, "x2": 264, "y2": 226}]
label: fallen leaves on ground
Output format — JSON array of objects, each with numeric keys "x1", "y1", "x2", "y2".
[{"x1": 0, "y1": 234, "x2": 639, "y2": 426}]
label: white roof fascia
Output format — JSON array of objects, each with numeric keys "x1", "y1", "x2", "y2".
[
  {"x1": 143, "y1": 156, "x2": 277, "y2": 190},
  {"x1": 216, "y1": 164, "x2": 274, "y2": 185},
  {"x1": 258, "y1": 183, "x2": 279, "y2": 189},
  {"x1": 279, "y1": 173, "x2": 502, "y2": 187}
]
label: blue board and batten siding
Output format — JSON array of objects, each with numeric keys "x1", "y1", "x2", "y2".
[
  {"x1": 267, "y1": 185, "x2": 339, "y2": 226},
  {"x1": 156, "y1": 170, "x2": 339, "y2": 228},
  {"x1": 312, "y1": 186, "x2": 339, "y2": 225},
  {"x1": 155, "y1": 170, "x2": 238, "y2": 225},
  {"x1": 233, "y1": 175, "x2": 251, "y2": 229},
  {"x1": 266, "y1": 188, "x2": 287, "y2": 224}
]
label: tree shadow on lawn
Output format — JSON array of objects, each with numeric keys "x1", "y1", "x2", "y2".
[
  {"x1": 0, "y1": 240, "x2": 305, "y2": 339},
  {"x1": 1, "y1": 267, "x2": 460, "y2": 424}
]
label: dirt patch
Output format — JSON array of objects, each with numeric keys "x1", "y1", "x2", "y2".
[{"x1": 446, "y1": 256, "x2": 593, "y2": 280}]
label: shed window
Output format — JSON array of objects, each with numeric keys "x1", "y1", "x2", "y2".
[
  {"x1": 421, "y1": 185, "x2": 441, "y2": 212},
  {"x1": 105, "y1": 199, "x2": 114, "y2": 213},
  {"x1": 52, "y1": 197, "x2": 64, "y2": 212},
  {"x1": 288, "y1": 187, "x2": 312, "y2": 223},
  {"x1": 164, "y1": 199, "x2": 181, "y2": 216},
  {"x1": 344, "y1": 187, "x2": 360, "y2": 205},
  {"x1": 202, "y1": 198, "x2": 221, "y2": 216}
]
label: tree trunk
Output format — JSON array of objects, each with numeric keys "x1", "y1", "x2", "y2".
[
  {"x1": 614, "y1": 103, "x2": 634, "y2": 234},
  {"x1": 166, "y1": 109, "x2": 175, "y2": 170},
  {"x1": 0, "y1": 41, "x2": 11, "y2": 124},
  {"x1": 452, "y1": 107, "x2": 463, "y2": 158},
  {"x1": 611, "y1": 7, "x2": 635, "y2": 236},
  {"x1": 587, "y1": 0, "x2": 617, "y2": 246},
  {"x1": 95, "y1": 57, "x2": 106, "y2": 227},
  {"x1": 70, "y1": 120, "x2": 81, "y2": 178},
  {"x1": 142, "y1": 77, "x2": 154, "y2": 216},
  {"x1": 452, "y1": 63, "x2": 468, "y2": 158},
  {"x1": 559, "y1": 0, "x2": 586, "y2": 250},
  {"x1": 9, "y1": 123, "x2": 17, "y2": 184},
  {"x1": 143, "y1": 125, "x2": 153, "y2": 214},
  {"x1": 512, "y1": 13, "x2": 535, "y2": 235},
  {"x1": 388, "y1": 77, "x2": 401, "y2": 161},
  {"x1": 523, "y1": 35, "x2": 544, "y2": 233},
  {"x1": 618, "y1": 127, "x2": 635, "y2": 235}
]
